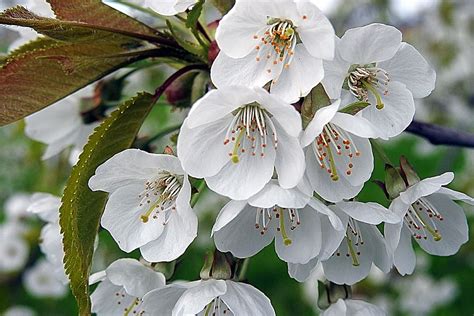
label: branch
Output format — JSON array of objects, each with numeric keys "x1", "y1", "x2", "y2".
[{"x1": 405, "y1": 120, "x2": 474, "y2": 148}]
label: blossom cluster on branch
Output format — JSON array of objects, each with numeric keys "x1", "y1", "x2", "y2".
[{"x1": 1, "y1": 0, "x2": 473, "y2": 315}]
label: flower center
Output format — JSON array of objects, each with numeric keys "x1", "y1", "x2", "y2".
[
  {"x1": 138, "y1": 173, "x2": 182, "y2": 224},
  {"x1": 346, "y1": 65, "x2": 391, "y2": 110},
  {"x1": 312, "y1": 123, "x2": 360, "y2": 181},
  {"x1": 204, "y1": 297, "x2": 230, "y2": 316},
  {"x1": 252, "y1": 18, "x2": 298, "y2": 77},
  {"x1": 223, "y1": 104, "x2": 278, "y2": 164},
  {"x1": 254, "y1": 207, "x2": 301, "y2": 246},
  {"x1": 335, "y1": 218, "x2": 363, "y2": 266},
  {"x1": 405, "y1": 198, "x2": 443, "y2": 241},
  {"x1": 113, "y1": 289, "x2": 144, "y2": 316}
]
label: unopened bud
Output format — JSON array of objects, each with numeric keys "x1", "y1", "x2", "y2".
[{"x1": 384, "y1": 164, "x2": 408, "y2": 199}]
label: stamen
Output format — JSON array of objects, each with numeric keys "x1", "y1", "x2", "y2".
[
  {"x1": 404, "y1": 199, "x2": 443, "y2": 241},
  {"x1": 347, "y1": 66, "x2": 390, "y2": 110}
]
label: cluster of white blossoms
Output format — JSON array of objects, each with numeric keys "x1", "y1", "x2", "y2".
[{"x1": 12, "y1": 0, "x2": 473, "y2": 315}]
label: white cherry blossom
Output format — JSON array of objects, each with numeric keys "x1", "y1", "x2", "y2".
[
  {"x1": 141, "y1": 279, "x2": 275, "y2": 316},
  {"x1": 145, "y1": 0, "x2": 196, "y2": 16},
  {"x1": 0, "y1": 222, "x2": 29, "y2": 273},
  {"x1": 23, "y1": 259, "x2": 68, "y2": 298},
  {"x1": 89, "y1": 149, "x2": 197, "y2": 262},
  {"x1": 24, "y1": 85, "x2": 98, "y2": 161},
  {"x1": 3, "y1": 306, "x2": 36, "y2": 316},
  {"x1": 288, "y1": 201, "x2": 400, "y2": 284},
  {"x1": 322, "y1": 298, "x2": 386, "y2": 316},
  {"x1": 384, "y1": 172, "x2": 474, "y2": 276},
  {"x1": 90, "y1": 258, "x2": 166, "y2": 316},
  {"x1": 178, "y1": 86, "x2": 305, "y2": 200},
  {"x1": 211, "y1": 0, "x2": 335, "y2": 102},
  {"x1": 212, "y1": 180, "x2": 343, "y2": 264},
  {"x1": 323, "y1": 23, "x2": 436, "y2": 138},
  {"x1": 4, "y1": 193, "x2": 33, "y2": 220},
  {"x1": 301, "y1": 99, "x2": 382, "y2": 203}
]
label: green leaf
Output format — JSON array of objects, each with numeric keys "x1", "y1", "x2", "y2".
[
  {"x1": 186, "y1": 0, "x2": 205, "y2": 30},
  {"x1": 60, "y1": 92, "x2": 156, "y2": 316},
  {"x1": 0, "y1": 32, "x2": 150, "y2": 126},
  {"x1": 209, "y1": 0, "x2": 235, "y2": 14},
  {"x1": 0, "y1": 6, "x2": 162, "y2": 43},
  {"x1": 166, "y1": 20, "x2": 206, "y2": 59},
  {"x1": 339, "y1": 101, "x2": 370, "y2": 115},
  {"x1": 301, "y1": 83, "x2": 331, "y2": 128},
  {"x1": 47, "y1": 0, "x2": 158, "y2": 37}
]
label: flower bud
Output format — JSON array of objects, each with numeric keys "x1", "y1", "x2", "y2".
[{"x1": 384, "y1": 164, "x2": 408, "y2": 199}]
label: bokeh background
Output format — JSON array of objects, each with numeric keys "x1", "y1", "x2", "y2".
[{"x1": 0, "y1": 0, "x2": 473, "y2": 315}]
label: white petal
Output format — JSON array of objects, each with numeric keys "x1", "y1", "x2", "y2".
[
  {"x1": 322, "y1": 225, "x2": 375, "y2": 285},
  {"x1": 186, "y1": 87, "x2": 258, "y2": 129},
  {"x1": 89, "y1": 149, "x2": 183, "y2": 193},
  {"x1": 140, "y1": 206, "x2": 198, "y2": 262},
  {"x1": 361, "y1": 223, "x2": 391, "y2": 273},
  {"x1": 173, "y1": 280, "x2": 227, "y2": 316},
  {"x1": 301, "y1": 100, "x2": 340, "y2": 147},
  {"x1": 91, "y1": 280, "x2": 136, "y2": 316},
  {"x1": 399, "y1": 172, "x2": 454, "y2": 205},
  {"x1": 331, "y1": 113, "x2": 382, "y2": 139},
  {"x1": 213, "y1": 204, "x2": 276, "y2": 258},
  {"x1": 27, "y1": 193, "x2": 60, "y2": 223},
  {"x1": 211, "y1": 51, "x2": 273, "y2": 90},
  {"x1": 205, "y1": 141, "x2": 276, "y2": 200},
  {"x1": 100, "y1": 184, "x2": 165, "y2": 252},
  {"x1": 221, "y1": 281, "x2": 275, "y2": 316},
  {"x1": 295, "y1": 1, "x2": 335, "y2": 60},
  {"x1": 215, "y1": 2, "x2": 267, "y2": 58},
  {"x1": 393, "y1": 225, "x2": 416, "y2": 276},
  {"x1": 146, "y1": 0, "x2": 179, "y2": 15},
  {"x1": 310, "y1": 199, "x2": 344, "y2": 231},
  {"x1": 106, "y1": 258, "x2": 166, "y2": 297},
  {"x1": 248, "y1": 180, "x2": 310, "y2": 209},
  {"x1": 212, "y1": 200, "x2": 248, "y2": 235},
  {"x1": 305, "y1": 147, "x2": 363, "y2": 203},
  {"x1": 339, "y1": 23, "x2": 402, "y2": 64},
  {"x1": 141, "y1": 285, "x2": 188, "y2": 316},
  {"x1": 436, "y1": 187, "x2": 474, "y2": 205},
  {"x1": 274, "y1": 122, "x2": 306, "y2": 189},
  {"x1": 287, "y1": 258, "x2": 319, "y2": 282},
  {"x1": 270, "y1": 44, "x2": 324, "y2": 103},
  {"x1": 383, "y1": 221, "x2": 404, "y2": 257},
  {"x1": 322, "y1": 299, "x2": 347, "y2": 316},
  {"x1": 414, "y1": 194, "x2": 468, "y2": 256},
  {"x1": 253, "y1": 87, "x2": 302, "y2": 138},
  {"x1": 344, "y1": 299, "x2": 387, "y2": 316},
  {"x1": 361, "y1": 81, "x2": 415, "y2": 139},
  {"x1": 379, "y1": 43, "x2": 436, "y2": 98},
  {"x1": 177, "y1": 117, "x2": 231, "y2": 178},
  {"x1": 322, "y1": 37, "x2": 350, "y2": 100},
  {"x1": 274, "y1": 206, "x2": 322, "y2": 264},
  {"x1": 336, "y1": 201, "x2": 401, "y2": 225},
  {"x1": 318, "y1": 213, "x2": 347, "y2": 261}
]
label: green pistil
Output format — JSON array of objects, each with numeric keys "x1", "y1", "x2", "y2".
[
  {"x1": 231, "y1": 128, "x2": 246, "y2": 164},
  {"x1": 326, "y1": 146, "x2": 339, "y2": 181},
  {"x1": 279, "y1": 209, "x2": 292, "y2": 246},
  {"x1": 346, "y1": 238, "x2": 360, "y2": 266},
  {"x1": 123, "y1": 298, "x2": 139, "y2": 316},
  {"x1": 204, "y1": 302, "x2": 213, "y2": 316},
  {"x1": 362, "y1": 81, "x2": 384, "y2": 110},
  {"x1": 414, "y1": 209, "x2": 442, "y2": 241},
  {"x1": 140, "y1": 195, "x2": 164, "y2": 223}
]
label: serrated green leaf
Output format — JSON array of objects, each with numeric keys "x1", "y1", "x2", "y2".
[
  {"x1": 0, "y1": 6, "x2": 162, "y2": 43},
  {"x1": 60, "y1": 92, "x2": 156, "y2": 316},
  {"x1": 301, "y1": 83, "x2": 331, "y2": 128},
  {"x1": 47, "y1": 0, "x2": 158, "y2": 37},
  {"x1": 186, "y1": 0, "x2": 205, "y2": 30},
  {"x1": 0, "y1": 33, "x2": 150, "y2": 126}
]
